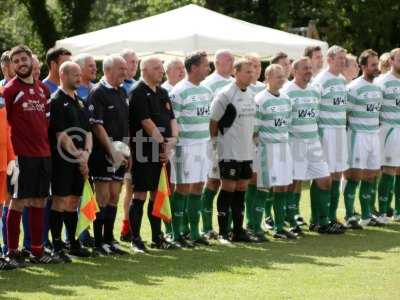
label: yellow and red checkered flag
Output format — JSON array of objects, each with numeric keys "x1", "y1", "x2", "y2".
[
  {"x1": 76, "y1": 179, "x2": 99, "y2": 238},
  {"x1": 152, "y1": 164, "x2": 172, "y2": 222}
]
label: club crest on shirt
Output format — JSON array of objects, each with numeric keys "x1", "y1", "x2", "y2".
[
  {"x1": 29, "y1": 88, "x2": 35, "y2": 95},
  {"x1": 78, "y1": 100, "x2": 84, "y2": 108}
]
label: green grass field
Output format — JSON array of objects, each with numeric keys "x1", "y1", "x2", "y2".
[{"x1": 1, "y1": 189, "x2": 399, "y2": 300}]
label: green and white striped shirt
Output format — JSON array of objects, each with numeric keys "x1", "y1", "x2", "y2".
[
  {"x1": 374, "y1": 72, "x2": 400, "y2": 127},
  {"x1": 202, "y1": 72, "x2": 234, "y2": 94},
  {"x1": 312, "y1": 70, "x2": 347, "y2": 128},
  {"x1": 282, "y1": 81, "x2": 320, "y2": 141},
  {"x1": 255, "y1": 89, "x2": 291, "y2": 144},
  {"x1": 347, "y1": 77, "x2": 382, "y2": 132},
  {"x1": 170, "y1": 79, "x2": 213, "y2": 145}
]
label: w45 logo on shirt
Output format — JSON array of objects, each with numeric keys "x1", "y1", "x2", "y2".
[
  {"x1": 274, "y1": 118, "x2": 288, "y2": 127},
  {"x1": 298, "y1": 108, "x2": 316, "y2": 118},
  {"x1": 197, "y1": 106, "x2": 210, "y2": 116},
  {"x1": 366, "y1": 103, "x2": 380, "y2": 112},
  {"x1": 333, "y1": 97, "x2": 345, "y2": 105}
]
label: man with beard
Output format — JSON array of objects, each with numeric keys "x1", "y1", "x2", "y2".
[
  {"x1": 129, "y1": 57, "x2": 178, "y2": 252},
  {"x1": 344, "y1": 49, "x2": 384, "y2": 228},
  {"x1": 86, "y1": 55, "x2": 129, "y2": 255},
  {"x1": 375, "y1": 48, "x2": 400, "y2": 223},
  {"x1": 4, "y1": 45, "x2": 62, "y2": 267},
  {"x1": 48, "y1": 62, "x2": 92, "y2": 262}
]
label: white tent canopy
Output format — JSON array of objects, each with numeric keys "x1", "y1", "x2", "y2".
[{"x1": 56, "y1": 4, "x2": 328, "y2": 60}]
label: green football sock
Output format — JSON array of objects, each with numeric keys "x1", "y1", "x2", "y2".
[
  {"x1": 293, "y1": 192, "x2": 301, "y2": 216},
  {"x1": 285, "y1": 192, "x2": 298, "y2": 227},
  {"x1": 359, "y1": 181, "x2": 372, "y2": 220},
  {"x1": 201, "y1": 187, "x2": 216, "y2": 233},
  {"x1": 164, "y1": 221, "x2": 172, "y2": 235},
  {"x1": 378, "y1": 173, "x2": 394, "y2": 215},
  {"x1": 369, "y1": 178, "x2": 378, "y2": 213},
  {"x1": 310, "y1": 181, "x2": 319, "y2": 224},
  {"x1": 329, "y1": 180, "x2": 341, "y2": 221},
  {"x1": 387, "y1": 189, "x2": 394, "y2": 214},
  {"x1": 264, "y1": 191, "x2": 274, "y2": 219},
  {"x1": 344, "y1": 179, "x2": 359, "y2": 219},
  {"x1": 313, "y1": 182, "x2": 330, "y2": 226},
  {"x1": 395, "y1": 176, "x2": 400, "y2": 215},
  {"x1": 273, "y1": 192, "x2": 286, "y2": 232},
  {"x1": 245, "y1": 184, "x2": 257, "y2": 230},
  {"x1": 187, "y1": 194, "x2": 202, "y2": 240},
  {"x1": 252, "y1": 189, "x2": 267, "y2": 234},
  {"x1": 171, "y1": 192, "x2": 186, "y2": 240},
  {"x1": 182, "y1": 195, "x2": 190, "y2": 236}
]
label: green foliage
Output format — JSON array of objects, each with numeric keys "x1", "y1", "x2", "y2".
[{"x1": 0, "y1": 0, "x2": 399, "y2": 60}]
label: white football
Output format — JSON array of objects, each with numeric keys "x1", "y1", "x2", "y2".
[{"x1": 112, "y1": 141, "x2": 131, "y2": 158}]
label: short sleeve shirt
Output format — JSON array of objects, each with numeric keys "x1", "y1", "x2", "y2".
[
  {"x1": 129, "y1": 80, "x2": 175, "y2": 159},
  {"x1": 4, "y1": 77, "x2": 51, "y2": 157},
  {"x1": 49, "y1": 89, "x2": 90, "y2": 161},
  {"x1": 86, "y1": 78, "x2": 129, "y2": 156},
  {"x1": 210, "y1": 82, "x2": 256, "y2": 161}
]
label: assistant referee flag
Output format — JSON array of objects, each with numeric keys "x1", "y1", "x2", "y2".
[
  {"x1": 152, "y1": 164, "x2": 172, "y2": 222},
  {"x1": 76, "y1": 179, "x2": 100, "y2": 238}
]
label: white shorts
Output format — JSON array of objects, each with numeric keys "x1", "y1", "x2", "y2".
[
  {"x1": 290, "y1": 139, "x2": 330, "y2": 181},
  {"x1": 319, "y1": 127, "x2": 348, "y2": 173},
  {"x1": 348, "y1": 130, "x2": 380, "y2": 170},
  {"x1": 255, "y1": 143, "x2": 293, "y2": 188},
  {"x1": 171, "y1": 143, "x2": 210, "y2": 184},
  {"x1": 380, "y1": 127, "x2": 400, "y2": 167}
]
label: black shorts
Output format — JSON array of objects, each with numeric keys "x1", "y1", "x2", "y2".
[
  {"x1": 89, "y1": 153, "x2": 126, "y2": 182},
  {"x1": 16, "y1": 156, "x2": 51, "y2": 199},
  {"x1": 132, "y1": 161, "x2": 170, "y2": 192},
  {"x1": 219, "y1": 160, "x2": 253, "y2": 181},
  {"x1": 51, "y1": 156, "x2": 84, "y2": 197}
]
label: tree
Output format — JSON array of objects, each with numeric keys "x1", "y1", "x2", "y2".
[{"x1": 17, "y1": 0, "x2": 96, "y2": 49}]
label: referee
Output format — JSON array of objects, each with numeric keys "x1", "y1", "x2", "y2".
[
  {"x1": 86, "y1": 55, "x2": 129, "y2": 255},
  {"x1": 129, "y1": 57, "x2": 178, "y2": 252},
  {"x1": 48, "y1": 61, "x2": 92, "y2": 262}
]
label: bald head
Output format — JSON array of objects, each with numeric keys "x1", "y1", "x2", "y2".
[
  {"x1": 59, "y1": 61, "x2": 81, "y2": 91},
  {"x1": 140, "y1": 57, "x2": 164, "y2": 85},
  {"x1": 214, "y1": 49, "x2": 234, "y2": 78}
]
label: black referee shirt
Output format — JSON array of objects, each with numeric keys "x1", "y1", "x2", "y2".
[
  {"x1": 49, "y1": 89, "x2": 90, "y2": 160},
  {"x1": 86, "y1": 79, "x2": 129, "y2": 157},
  {"x1": 129, "y1": 80, "x2": 175, "y2": 159}
]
